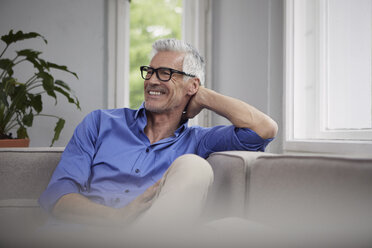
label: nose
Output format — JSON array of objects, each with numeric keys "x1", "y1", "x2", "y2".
[{"x1": 146, "y1": 72, "x2": 160, "y2": 85}]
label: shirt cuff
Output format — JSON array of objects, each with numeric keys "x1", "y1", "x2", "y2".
[
  {"x1": 235, "y1": 128, "x2": 274, "y2": 151},
  {"x1": 38, "y1": 180, "x2": 80, "y2": 213}
]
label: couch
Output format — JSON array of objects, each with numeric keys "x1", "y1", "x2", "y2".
[{"x1": 1, "y1": 148, "x2": 372, "y2": 247}]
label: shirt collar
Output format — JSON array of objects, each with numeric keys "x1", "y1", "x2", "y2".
[
  {"x1": 175, "y1": 119, "x2": 188, "y2": 137},
  {"x1": 134, "y1": 102, "x2": 146, "y2": 120},
  {"x1": 134, "y1": 102, "x2": 189, "y2": 138}
]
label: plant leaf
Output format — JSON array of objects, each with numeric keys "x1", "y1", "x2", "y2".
[
  {"x1": 12, "y1": 84, "x2": 27, "y2": 112},
  {"x1": 54, "y1": 86, "x2": 80, "y2": 109},
  {"x1": 51, "y1": 118, "x2": 65, "y2": 146},
  {"x1": 1, "y1": 30, "x2": 47, "y2": 46},
  {"x1": 37, "y1": 72, "x2": 56, "y2": 101},
  {"x1": 17, "y1": 49, "x2": 42, "y2": 58},
  {"x1": 47, "y1": 62, "x2": 78, "y2": 79},
  {"x1": 22, "y1": 112, "x2": 34, "y2": 127},
  {"x1": 55, "y1": 80, "x2": 80, "y2": 110},
  {"x1": 0, "y1": 90, "x2": 7, "y2": 107},
  {"x1": 1, "y1": 77, "x2": 13, "y2": 107},
  {"x1": 0, "y1": 103, "x2": 5, "y2": 129},
  {"x1": 17, "y1": 50, "x2": 45, "y2": 73},
  {"x1": 30, "y1": 94, "x2": 42, "y2": 113},
  {"x1": 37, "y1": 58, "x2": 49, "y2": 69},
  {"x1": 2, "y1": 77, "x2": 17, "y2": 98},
  {"x1": 75, "y1": 98, "x2": 81, "y2": 110},
  {"x1": 27, "y1": 57, "x2": 44, "y2": 72},
  {"x1": 16, "y1": 126, "x2": 28, "y2": 139},
  {"x1": 55, "y1": 80, "x2": 71, "y2": 91},
  {"x1": 0, "y1": 59, "x2": 14, "y2": 76}
]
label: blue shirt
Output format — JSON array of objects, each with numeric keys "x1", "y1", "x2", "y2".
[{"x1": 39, "y1": 105, "x2": 273, "y2": 212}]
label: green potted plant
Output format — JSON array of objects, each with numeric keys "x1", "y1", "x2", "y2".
[{"x1": 0, "y1": 30, "x2": 80, "y2": 147}]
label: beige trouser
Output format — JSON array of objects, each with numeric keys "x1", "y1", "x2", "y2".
[{"x1": 133, "y1": 154, "x2": 214, "y2": 230}]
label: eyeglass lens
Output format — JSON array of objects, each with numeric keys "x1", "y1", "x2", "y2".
[{"x1": 142, "y1": 67, "x2": 172, "y2": 81}]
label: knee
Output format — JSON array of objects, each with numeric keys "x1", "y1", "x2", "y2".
[
  {"x1": 173, "y1": 154, "x2": 212, "y2": 172},
  {"x1": 171, "y1": 154, "x2": 214, "y2": 184}
]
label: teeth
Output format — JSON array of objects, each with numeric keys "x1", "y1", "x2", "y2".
[{"x1": 149, "y1": 91, "x2": 162, "y2": 95}]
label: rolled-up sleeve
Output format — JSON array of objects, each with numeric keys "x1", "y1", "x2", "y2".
[
  {"x1": 196, "y1": 125, "x2": 273, "y2": 158},
  {"x1": 38, "y1": 111, "x2": 99, "y2": 212}
]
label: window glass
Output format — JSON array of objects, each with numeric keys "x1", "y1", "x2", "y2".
[
  {"x1": 129, "y1": 0, "x2": 182, "y2": 109},
  {"x1": 290, "y1": 0, "x2": 372, "y2": 140},
  {"x1": 327, "y1": 0, "x2": 372, "y2": 130}
]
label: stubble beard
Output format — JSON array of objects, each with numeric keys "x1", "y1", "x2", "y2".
[
  {"x1": 144, "y1": 101, "x2": 170, "y2": 114},
  {"x1": 144, "y1": 98, "x2": 183, "y2": 115}
]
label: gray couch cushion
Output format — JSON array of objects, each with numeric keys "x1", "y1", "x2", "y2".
[
  {"x1": 247, "y1": 155, "x2": 372, "y2": 229},
  {"x1": 204, "y1": 151, "x2": 270, "y2": 220}
]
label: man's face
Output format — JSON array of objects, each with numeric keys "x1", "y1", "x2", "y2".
[{"x1": 144, "y1": 51, "x2": 191, "y2": 114}]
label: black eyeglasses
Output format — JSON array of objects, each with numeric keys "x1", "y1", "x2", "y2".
[{"x1": 140, "y1": 66, "x2": 195, "y2": 82}]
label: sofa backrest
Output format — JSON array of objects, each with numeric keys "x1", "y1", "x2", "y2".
[
  {"x1": 204, "y1": 151, "x2": 270, "y2": 220},
  {"x1": 247, "y1": 155, "x2": 372, "y2": 229},
  {"x1": 0, "y1": 148, "x2": 63, "y2": 200},
  {"x1": 0, "y1": 148, "x2": 63, "y2": 235}
]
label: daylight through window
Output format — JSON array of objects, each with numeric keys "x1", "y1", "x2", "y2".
[{"x1": 129, "y1": 0, "x2": 182, "y2": 108}]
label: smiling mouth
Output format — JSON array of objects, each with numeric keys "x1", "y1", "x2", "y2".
[
  {"x1": 147, "y1": 90, "x2": 166, "y2": 96},
  {"x1": 149, "y1": 91, "x2": 162, "y2": 96}
]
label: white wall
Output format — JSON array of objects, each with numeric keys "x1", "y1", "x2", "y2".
[
  {"x1": 0, "y1": 0, "x2": 107, "y2": 147},
  {"x1": 210, "y1": 0, "x2": 283, "y2": 153}
]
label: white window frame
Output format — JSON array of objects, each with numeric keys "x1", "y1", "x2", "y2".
[
  {"x1": 107, "y1": 0, "x2": 130, "y2": 109},
  {"x1": 284, "y1": 0, "x2": 372, "y2": 156},
  {"x1": 182, "y1": 0, "x2": 213, "y2": 127}
]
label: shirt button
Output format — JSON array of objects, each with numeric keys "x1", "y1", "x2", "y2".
[
  {"x1": 125, "y1": 189, "x2": 130, "y2": 193},
  {"x1": 135, "y1": 168, "x2": 140, "y2": 173},
  {"x1": 146, "y1": 148, "x2": 150, "y2": 152}
]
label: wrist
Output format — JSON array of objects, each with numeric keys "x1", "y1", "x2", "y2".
[{"x1": 195, "y1": 87, "x2": 215, "y2": 110}]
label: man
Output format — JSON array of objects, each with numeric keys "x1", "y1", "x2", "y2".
[{"x1": 39, "y1": 39, "x2": 278, "y2": 229}]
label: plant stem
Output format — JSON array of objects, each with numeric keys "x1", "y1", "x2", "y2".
[
  {"x1": 0, "y1": 44, "x2": 9, "y2": 58},
  {"x1": 25, "y1": 75, "x2": 38, "y2": 87},
  {"x1": 13, "y1": 58, "x2": 27, "y2": 67},
  {"x1": 37, "y1": 113, "x2": 60, "y2": 119},
  {"x1": 0, "y1": 67, "x2": 8, "y2": 79},
  {"x1": 33, "y1": 91, "x2": 45, "y2": 95},
  {"x1": 5, "y1": 122, "x2": 19, "y2": 134},
  {"x1": 3, "y1": 117, "x2": 18, "y2": 134},
  {"x1": 26, "y1": 82, "x2": 42, "y2": 91}
]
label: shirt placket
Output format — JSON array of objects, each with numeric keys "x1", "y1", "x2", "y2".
[{"x1": 131, "y1": 145, "x2": 153, "y2": 176}]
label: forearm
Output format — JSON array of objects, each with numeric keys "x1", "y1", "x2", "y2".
[
  {"x1": 196, "y1": 88, "x2": 278, "y2": 139},
  {"x1": 52, "y1": 185, "x2": 157, "y2": 226},
  {"x1": 52, "y1": 193, "x2": 118, "y2": 225}
]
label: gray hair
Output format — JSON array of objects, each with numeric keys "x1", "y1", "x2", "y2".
[{"x1": 151, "y1": 39, "x2": 205, "y2": 85}]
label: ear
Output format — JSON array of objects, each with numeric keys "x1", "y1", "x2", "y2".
[{"x1": 186, "y1": 78, "x2": 200, "y2": 96}]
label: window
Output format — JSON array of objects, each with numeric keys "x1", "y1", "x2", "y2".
[
  {"x1": 107, "y1": 0, "x2": 212, "y2": 125},
  {"x1": 129, "y1": 0, "x2": 183, "y2": 108},
  {"x1": 284, "y1": 0, "x2": 372, "y2": 155}
]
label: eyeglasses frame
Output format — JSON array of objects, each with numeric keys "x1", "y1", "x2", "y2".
[{"x1": 140, "y1": 66, "x2": 196, "y2": 82}]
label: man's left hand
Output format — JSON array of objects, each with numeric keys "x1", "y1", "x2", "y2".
[{"x1": 183, "y1": 87, "x2": 206, "y2": 119}]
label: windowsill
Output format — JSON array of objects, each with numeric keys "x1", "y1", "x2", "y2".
[{"x1": 284, "y1": 139, "x2": 372, "y2": 158}]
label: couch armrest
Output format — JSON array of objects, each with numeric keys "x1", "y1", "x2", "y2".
[
  {"x1": 0, "y1": 148, "x2": 64, "y2": 236},
  {"x1": 0, "y1": 147, "x2": 63, "y2": 200},
  {"x1": 203, "y1": 151, "x2": 272, "y2": 221}
]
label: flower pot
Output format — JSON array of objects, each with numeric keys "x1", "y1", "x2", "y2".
[{"x1": 0, "y1": 139, "x2": 30, "y2": 148}]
